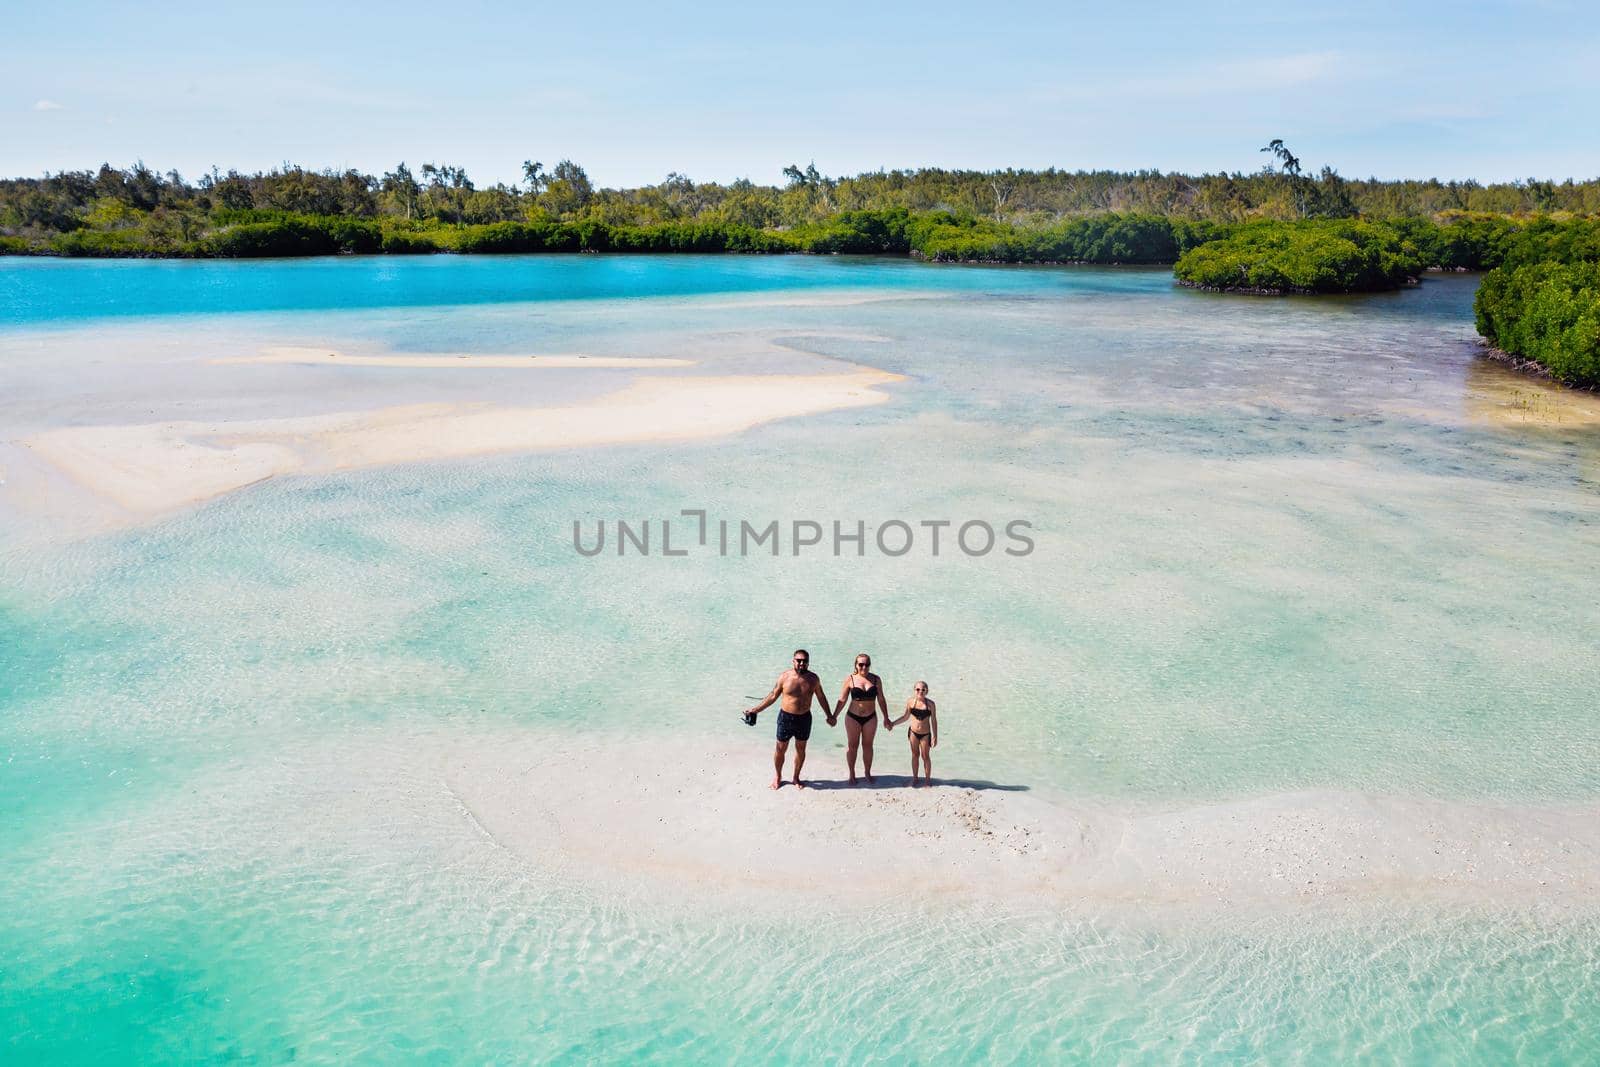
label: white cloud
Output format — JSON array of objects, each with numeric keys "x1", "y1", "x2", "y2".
[
  {"x1": 33, "y1": 99, "x2": 64, "y2": 111},
  {"x1": 1028, "y1": 51, "x2": 1347, "y2": 108},
  {"x1": 1219, "y1": 51, "x2": 1343, "y2": 91}
]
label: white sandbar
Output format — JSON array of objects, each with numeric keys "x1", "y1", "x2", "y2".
[
  {"x1": 21, "y1": 368, "x2": 903, "y2": 518},
  {"x1": 443, "y1": 733, "x2": 1600, "y2": 914},
  {"x1": 214, "y1": 345, "x2": 696, "y2": 369}
]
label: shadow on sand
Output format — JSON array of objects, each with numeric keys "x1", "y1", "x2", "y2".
[{"x1": 796, "y1": 774, "x2": 1029, "y2": 793}]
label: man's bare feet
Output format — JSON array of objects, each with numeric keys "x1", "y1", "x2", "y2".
[
  {"x1": 866, "y1": 774, "x2": 876, "y2": 784},
  {"x1": 770, "y1": 776, "x2": 782, "y2": 790},
  {"x1": 794, "y1": 778, "x2": 807, "y2": 789}
]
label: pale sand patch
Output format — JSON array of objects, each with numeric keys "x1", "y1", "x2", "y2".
[
  {"x1": 690, "y1": 290, "x2": 946, "y2": 311},
  {"x1": 214, "y1": 345, "x2": 696, "y2": 369},
  {"x1": 21, "y1": 369, "x2": 903, "y2": 519},
  {"x1": 445, "y1": 734, "x2": 1600, "y2": 913},
  {"x1": 1464, "y1": 358, "x2": 1600, "y2": 429}
]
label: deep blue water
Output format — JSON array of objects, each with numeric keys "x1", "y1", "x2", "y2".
[{"x1": 0, "y1": 253, "x2": 1172, "y2": 327}]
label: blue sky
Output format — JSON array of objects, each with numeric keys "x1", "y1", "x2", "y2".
[{"x1": 6, "y1": 0, "x2": 1599, "y2": 187}]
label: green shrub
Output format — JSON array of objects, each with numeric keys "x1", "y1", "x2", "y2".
[
  {"x1": 1170, "y1": 219, "x2": 1230, "y2": 256},
  {"x1": 324, "y1": 218, "x2": 382, "y2": 253},
  {"x1": 908, "y1": 213, "x2": 1221, "y2": 264},
  {"x1": 1428, "y1": 214, "x2": 1523, "y2": 270},
  {"x1": 50, "y1": 229, "x2": 166, "y2": 257},
  {"x1": 1494, "y1": 217, "x2": 1600, "y2": 270},
  {"x1": 1475, "y1": 253, "x2": 1600, "y2": 388},
  {"x1": 1173, "y1": 220, "x2": 1423, "y2": 293},
  {"x1": 455, "y1": 222, "x2": 542, "y2": 253},
  {"x1": 380, "y1": 230, "x2": 443, "y2": 254},
  {"x1": 906, "y1": 214, "x2": 1012, "y2": 261},
  {"x1": 791, "y1": 209, "x2": 914, "y2": 254},
  {"x1": 721, "y1": 225, "x2": 797, "y2": 253},
  {"x1": 203, "y1": 219, "x2": 338, "y2": 257},
  {"x1": 210, "y1": 207, "x2": 295, "y2": 226},
  {"x1": 201, "y1": 213, "x2": 382, "y2": 256}
]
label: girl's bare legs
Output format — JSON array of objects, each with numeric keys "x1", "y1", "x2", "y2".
[
  {"x1": 909, "y1": 734, "x2": 922, "y2": 786},
  {"x1": 920, "y1": 738, "x2": 932, "y2": 784}
]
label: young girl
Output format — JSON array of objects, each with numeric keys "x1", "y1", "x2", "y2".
[{"x1": 889, "y1": 681, "x2": 937, "y2": 786}]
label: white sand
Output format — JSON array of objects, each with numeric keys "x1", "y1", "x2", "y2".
[
  {"x1": 690, "y1": 290, "x2": 945, "y2": 311},
  {"x1": 443, "y1": 733, "x2": 1600, "y2": 913},
  {"x1": 1464, "y1": 360, "x2": 1600, "y2": 428},
  {"x1": 21, "y1": 368, "x2": 903, "y2": 519},
  {"x1": 68, "y1": 721, "x2": 1600, "y2": 922},
  {"x1": 215, "y1": 345, "x2": 696, "y2": 369}
]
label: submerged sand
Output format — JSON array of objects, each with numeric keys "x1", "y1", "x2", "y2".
[
  {"x1": 214, "y1": 346, "x2": 697, "y2": 369},
  {"x1": 18, "y1": 364, "x2": 903, "y2": 521}
]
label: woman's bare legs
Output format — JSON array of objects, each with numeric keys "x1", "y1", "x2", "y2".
[
  {"x1": 845, "y1": 714, "x2": 863, "y2": 784},
  {"x1": 860, "y1": 714, "x2": 878, "y2": 783}
]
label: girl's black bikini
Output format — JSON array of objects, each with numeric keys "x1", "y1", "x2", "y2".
[{"x1": 908, "y1": 701, "x2": 933, "y2": 741}]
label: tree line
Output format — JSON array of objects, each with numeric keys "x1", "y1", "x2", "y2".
[{"x1": 5, "y1": 157, "x2": 1600, "y2": 253}]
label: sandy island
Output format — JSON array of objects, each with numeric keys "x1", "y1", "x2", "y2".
[
  {"x1": 1465, "y1": 358, "x2": 1600, "y2": 428},
  {"x1": 435, "y1": 733, "x2": 1600, "y2": 915},
  {"x1": 20, "y1": 362, "x2": 903, "y2": 520},
  {"x1": 214, "y1": 345, "x2": 697, "y2": 369}
]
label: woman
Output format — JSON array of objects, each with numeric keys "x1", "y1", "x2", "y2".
[
  {"x1": 889, "y1": 681, "x2": 937, "y2": 786},
  {"x1": 833, "y1": 652, "x2": 889, "y2": 785}
]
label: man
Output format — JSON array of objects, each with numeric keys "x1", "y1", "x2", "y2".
[{"x1": 744, "y1": 649, "x2": 833, "y2": 790}]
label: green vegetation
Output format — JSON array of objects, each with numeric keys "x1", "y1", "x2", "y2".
[
  {"x1": 5, "y1": 157, "x2": 1600, "y2": 262},
  {"x1": 2, "y1": 152, "x2": 1596, "y2": 386},
  {"x1": 1383, "y1": 213, "x2": 1525, "y2": 271},
  {"x1": 1474, "y1": 219, "x2": 1600, "y2": 388},
  {"x1": 907, "y1": 213, "x2": 1226, "y2": 263},
  {"x1": 1173, "y1": 220, "x2": 1425, "y2": 294}
]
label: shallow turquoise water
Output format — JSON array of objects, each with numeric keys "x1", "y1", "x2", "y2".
[{"x1": 3, "y1": 256, "x2": 1599, "y2": 1062}]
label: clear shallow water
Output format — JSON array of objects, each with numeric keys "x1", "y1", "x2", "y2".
[{"x1": 3, "y1": 256, "x2": 1599, "y2": 1062}]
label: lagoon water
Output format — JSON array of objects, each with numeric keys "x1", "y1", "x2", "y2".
[{"x1": 3, "y1": 255, "x2": 1599, "y2": 1062}]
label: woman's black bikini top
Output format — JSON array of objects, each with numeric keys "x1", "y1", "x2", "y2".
[
  {"x1": 849, "y1": 677, "x2": 878, "y2": 700},
  {"x1": 909, "y1": 703, "x2": 932, "y2": 720}
]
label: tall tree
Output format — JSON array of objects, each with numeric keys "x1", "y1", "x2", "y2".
[
  {"x1": 1260, "y1": 139, "x2": 1309, "y2": 219},
  {"x1": 541, "y1": 160, "x2": 593, "y2": 217},
  {"x1": 522, "y1": 160, "x2": 547, "y2": 194},
  {"x1": 989, "y1": 169, "x2": 1018, "y2": 218},
  {"x1": 382, "y1": 163, "x2": 421, "y2": 220}
]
